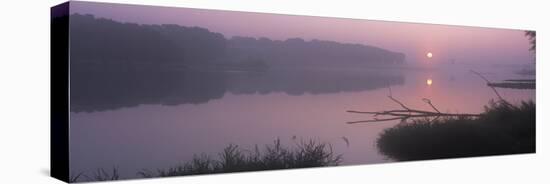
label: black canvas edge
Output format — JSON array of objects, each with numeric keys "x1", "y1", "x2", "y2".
[{"x1": 51, "y1": 1, "x2": 70, "y2": 183}]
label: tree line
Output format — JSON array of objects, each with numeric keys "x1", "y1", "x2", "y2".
[{"x1": 66, "y1": 14, "x2": 405, "y2": 70}]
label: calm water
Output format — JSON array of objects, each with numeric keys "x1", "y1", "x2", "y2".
[{"x1": 69, "y1": 64, "x2": 534, "y2": 178}]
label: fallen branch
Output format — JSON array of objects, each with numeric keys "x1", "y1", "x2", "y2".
[
  {"x1": 347, "y1": 117, "x2": 405, "y2": 124},
  {"x1": 346, "y1": 71, "x2": 521, "y2": 124},
  {"x1": 346, "y1": 95, "x2": 481, "y2": 124},
  {"x1": 422, "y1": 98, "x2": 440, "y2": 113}
]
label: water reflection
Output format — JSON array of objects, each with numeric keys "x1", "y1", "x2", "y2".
[
  {"x1": 69, "y1": 66, "x2": 535, "y2": 178},
  {"x1": 70, "y1": 64, "x2": 405, "y2": 112}
]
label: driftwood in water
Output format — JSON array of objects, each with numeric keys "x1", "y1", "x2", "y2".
[
  {"x1": 346, "y1": 95, "x2": 481, "y2": 124},
  {"x1": 346, "y1": 70, "x2": 514, "y2": 124}
]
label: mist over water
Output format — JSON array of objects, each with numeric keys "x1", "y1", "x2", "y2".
[
  {"x1": 62, "y1": 1, "x2": 535, "y2": 180},
  {"x1": 69, "y1": 64, "x2": 534, "y2": 178},
  {"x1": 70, "y1": 1, "x2": 533, "y2": 65}
]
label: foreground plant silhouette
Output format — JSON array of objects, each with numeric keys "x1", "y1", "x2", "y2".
[
  {"x1": 376, "y1": 100, "x2": 535, "y2": 161},
  {"x1": 137, "y1": 139, "x2": 341, "y2": 178},
  {"x1": 70, "y1": 139, "x2": 341, "y2": 182},
  {"x1": 346, "y1": 70, "x2": 523, "y2": 124},
  {"x1": 347, "y1": 71, "x2": 535, "y2": 161},
  {"x1": 69, "y1": 168, "x2": 120, "y2": 183}
]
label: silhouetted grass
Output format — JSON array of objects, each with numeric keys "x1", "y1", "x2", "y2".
[
  {"x1": 68, "y1": 172, "x2": 84, "y2": 183},
  {"x1": 377, "y1": 100, "x2": 535, "y2": 161},
  {"x1": 138, "y1": 139, "x2": 342, "y2": 178},
  {"x1": 69, "y1": 167, "x2": 120, "y2": 183},
  {"x1": 69, "y1": 139, "x2": 340, "y2": 182},
  {"x1": 84, "y1": 168, "x2": 120, "y2": 182}
]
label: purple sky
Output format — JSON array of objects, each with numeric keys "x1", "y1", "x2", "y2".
[{"x1": 70, "y1": 1, "x2": 534, "y2": 65}]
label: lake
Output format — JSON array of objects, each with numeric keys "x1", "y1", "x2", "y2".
[{"x1": 69, "y1": 64, "x2": 534, "y2": 178}]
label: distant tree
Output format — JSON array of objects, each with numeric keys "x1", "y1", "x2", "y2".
[
  {"x1": 226, "y1": 36, "x2": 405, "y2": 67},
  {"x1": 70, "y1": 14, "x2": 226, "y2": 65},
  {"x1": 525, "y1": 31, "x2": 536, "y2": 53},
  {"x1": 69, "y1": 14, "x2": 405, "y2": 69}
]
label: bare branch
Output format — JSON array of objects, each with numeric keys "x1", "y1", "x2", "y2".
[
  {"x1": 345, "y1": 72, "x2": 516, "y2": 125},
  {"x1": 346, "y1": 96, "x2": 480, "y2": 124},
  {"x1": 388, "y1": 95, "x2": 410, "y2": 111},
  {"x1": 471, "y1": 70, "x2": 503, "y2": 100},
  {"x1": 470, "y1": 70, "x2": 514, "y2": 107},
  {"x1": 470, "y1": 70, "x2": 491, "y2": 83},
  {"x1": 422, "y1": 98, "x2": 440, "y2": 113},
  {"x1": 347, "y1": 117, "x2": 404, "y2": 124}
]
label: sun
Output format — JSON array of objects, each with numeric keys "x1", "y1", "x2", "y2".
[
  {"x1": 426, "y1": 52, "x2": 433, "y2": 58},
  {"x1": 426, "y1": 79, "x2": 433, "y2": 86}
]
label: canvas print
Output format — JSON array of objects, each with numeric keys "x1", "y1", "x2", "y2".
[{"x1": 51, "y1": 1, "x2": 536, "y2": 182}]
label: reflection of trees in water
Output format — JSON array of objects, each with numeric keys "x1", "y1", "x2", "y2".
[
  {"x1": 70, "y1": 65, "x2": 227, "y2": 113},
  {"x1": 70, "y1": 65, "x2": 404, "y2": 112},
  {"x1": 226, "y1": 70, "x2": 404, "y2": 96},
  {"x1": 67, "y1": 13, "x2": 407, "y2": 113}
]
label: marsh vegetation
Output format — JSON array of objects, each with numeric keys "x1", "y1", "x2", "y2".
[
  {"x1": 376, "y1": 100, "x2": 535, "y2": 161},
  {"x1": 70, "y1": 139, "x2": 341, "y2": 182}
]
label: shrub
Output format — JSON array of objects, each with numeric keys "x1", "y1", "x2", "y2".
[{"x1": 377, "y1": 101, "x2": 535, "y2": 161}]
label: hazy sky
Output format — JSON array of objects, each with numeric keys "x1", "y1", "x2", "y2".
[{"x1": 70, "y1": 1, "x2": 534, "y2": 65}]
